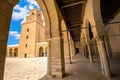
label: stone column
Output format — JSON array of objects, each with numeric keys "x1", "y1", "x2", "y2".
[
  {"x1": 87, "y1": 43, "x2": 93, "y2": 63},
  {"x1": 96, "y1": 36, "x2": 111, "y2": 77},
  {"x1": 84, "y1": 45, "x2": 88, "y2": 58},
  {"x1": 67, "y1": 31, "x2": 72, "y2": 63},
  {"x1": 50, "y1": 36, "x2": 65, "y2": 78},
  {"x1": 93, "y1": 39, "x2": 98, "y2": 55},
  {"x1": 96, "y1": 39, "x2": 104, "y2": 75},
  {"x1": 62, "y1": 31, "x2": 72, "y2": 64},
  {"x1": 0, "y1": 40, "x2": 7, "y2": 80},
  {"x1": 82, "y1": 46, "x2": 85, "y2": 57},
  {"x1": 104, "y1": 37, "x2": 112, "y2": 58},
  {"x1": 69, "y1": 40, "x2": 74, "y2": 61},
  {"x1": 0, "y1": 1, "x2": 18, "y2": 80},
  {"x1": 69, "y1": 39, "x2": 75, "y2": 59},
  {"x1": 46, "y1": 39, "x2": 51, "y2": 75},
  {"x1": 84, "y1": 28, "x2": 93, "y2": 63}
]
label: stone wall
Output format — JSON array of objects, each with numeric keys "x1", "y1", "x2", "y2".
[
  {"x1": 7, "y1": 43, "x2": 47, "y2": 58},
  {"x1": 105, "y1": 12, "x2": 120, "y2": 58}
]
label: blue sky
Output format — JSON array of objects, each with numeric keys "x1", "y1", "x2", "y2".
[{"x1": 7, "y1": 0, "x2": 40, "y2": 45}]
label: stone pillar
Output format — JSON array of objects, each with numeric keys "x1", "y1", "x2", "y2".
[
  {"x1": 67, "y1": 31, "x2": 72, "y2": 63},
  {"x1": 0, "y1": 1, "x2": 18, "y2": 80},
  {"x1": 96, "y1": 39, "x2": 104, "y2": 75},
  {"x1": 69, "y1": 39, "x2": 75, "y2": 59},
  {"x1": 84, "y1": 28, "x2": 93, "y2": 63},
  {"x1": 84, "y1": 45, "x2": 88, "y2": 58},
  {"x1": 104, "y1": 37, "x2": 112, "y2": 58},
  {"x1": 87, "y1": 43, "x2": 93, "y2": 63},
  {"x1": 50, "y1": 36, "x2": 65, "y2": 78},
  {"x1": 69, "y1": 40, "x2": 73, "y2": 61},
  {"x1": 46, "y1": 40, "x2": 51, "y2": 75},
  {"x1": 93, "y1": 39, "x2": 98, "y2": 55},
  {"x1": 82, "y1": 46, "x2": 85, "y2": 57},
  {"x1": 62, "y1": 31, "x2": 72, "y2": 64},
  {"x1": 96, "y1": 36, "x2": 111, "y2": 77},
  {"x1": 0, "y1": 40, "x2": 7, "y2": 80}
]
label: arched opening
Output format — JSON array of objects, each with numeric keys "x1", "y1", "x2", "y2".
[
  {"x1": 39, "y1": 47, "x2": 44, "y2": 57},
  {"x1": 14, "y1": 48, "x2": 18, "y2": 57},
  {"x1": 4, "y1": 0, "x2": 49, "y2": 80},
  {"x1": 9, "y1": 48, "x2": 13, "y2": 57},
  {"x1": 88, "y1": 23, "x2": 98, "y2": 56}
]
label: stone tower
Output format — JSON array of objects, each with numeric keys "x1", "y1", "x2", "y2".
[{"x1": 19, "y1": 9, "x2": 45, "y2": 58}]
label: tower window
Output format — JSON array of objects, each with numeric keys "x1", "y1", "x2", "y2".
[
  {"x1": 26, "y1": 35, "x2": 28, "y2": 39},
  {"x1": 38, "y1": 14, "x2": 40, "y2": 16},
  {"x1": 32, "y1": 12, "x2": 34, "y2": 15},
  {"x1": 25, "y1": 44, "x2": 27, "y2": 47},
  {"x1": 27, "y1": 28, "x2": 29, "y2": 32}
]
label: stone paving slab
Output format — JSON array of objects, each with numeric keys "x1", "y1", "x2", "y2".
[
  {"x1": 4, "y1": 57, "x2": 47, "y2": 80},
  {"x1": 40, "y1": 54, "x2": 120, "y2": 80}
]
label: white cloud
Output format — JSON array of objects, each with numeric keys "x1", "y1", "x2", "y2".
[
  {"x1": 12, "y1": 5, "x2": 29, "y2": 20},
  {"x1": 25, "y1": 0, "x2": 39, "y2": 9},
  {"x1": 9, "y1": 31, "x2": 20, "y2": 40},
  {"x1": 11, "y1": 0, "x2": 40, "y2": 24}
]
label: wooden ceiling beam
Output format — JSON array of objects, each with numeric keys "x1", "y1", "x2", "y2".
[{"x1": 60, "y1": 0, "x2": 86, "y2": 9}]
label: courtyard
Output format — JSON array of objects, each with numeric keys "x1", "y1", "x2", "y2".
[{"x1": 4, "y1": 57, "x2": 47, "y2": 80}]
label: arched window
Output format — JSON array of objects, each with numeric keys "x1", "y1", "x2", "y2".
[
  {"x1": 25, "y1": 44, "x2": 28, "y2": 47},
  {"x1": 32, "y1": 12, "x2": 34, "y2": 15},
  {"x1": 26, "y1": 35, "x2": 28, "y2": 39},
  {"x1": 27, "y1": 28, "x2": 29, "y2": 32},
  {"x1": 14, "y1": 48, "x2": 18, "y2": 57}
]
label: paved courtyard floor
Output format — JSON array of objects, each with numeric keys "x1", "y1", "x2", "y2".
[
  {"x1": 4, "y1": 54, "x2": 120, "y2": 80},
  {"x1": 4, "y1": 57, "x2": 47, "y2": 80},
  {"x1": 40, "y1": 54, "x2": 120, "y2": 80}
]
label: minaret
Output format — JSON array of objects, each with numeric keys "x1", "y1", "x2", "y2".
[{"x1": 19, "y1": 9, "x2": 45, "y2": 58}]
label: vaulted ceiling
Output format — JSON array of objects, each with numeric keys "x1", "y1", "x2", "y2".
[
  {"x1": 56, "y1": 0, "x2": 86, "y2": 42},
  {"x1": 56, "y1": 0, "x2": 120, "y2": 42},
  {"x1": 101, "y1": 0, "x2": 120, "y2": 24}
]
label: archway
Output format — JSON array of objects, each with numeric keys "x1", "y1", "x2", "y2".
[
  {"x1": 4, "y1": 0, "x2": 49, "y2": 80},
  {"x1": 1, "y1": 0, "x2": 66, "y2": 79},
  {"x1": 14, "y1": 48, "x2": 18, "y2": 57},
  {"x1": 39, "y1": 47, "x2": 44, "y2": 57}
]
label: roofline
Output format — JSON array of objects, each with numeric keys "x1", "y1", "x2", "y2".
[{"x1": 7, "y1": 44, "x2": 19, "y2": 47}]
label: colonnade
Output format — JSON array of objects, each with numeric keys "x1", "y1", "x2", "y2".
[{"x1": 0, "y1": 0, "x2": 113, "y2": 79}]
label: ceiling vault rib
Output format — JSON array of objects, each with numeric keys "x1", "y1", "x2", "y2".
[{"x1": 60, "y1": 1, "x2": 86, "y2": 9}]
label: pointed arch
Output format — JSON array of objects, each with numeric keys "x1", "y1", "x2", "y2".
[
  {"x1": 14, "y1": 48, "x2": 18, "y2": 57},
  {"x1": 39, "y1": 47, "x2": 44, "y2": 57}
]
